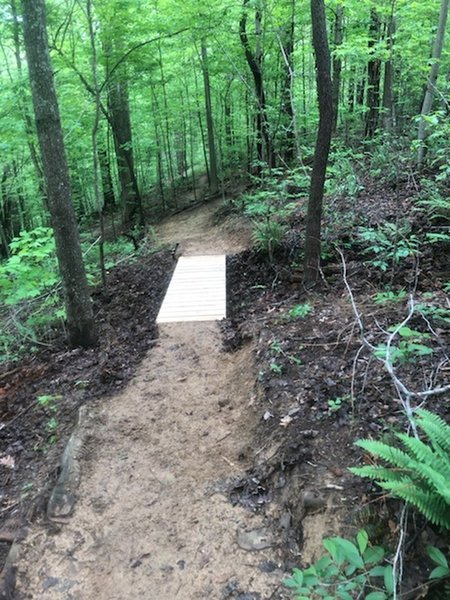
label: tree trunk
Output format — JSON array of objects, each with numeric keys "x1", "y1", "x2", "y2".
[
  {"x1": 11, "y1": 0, "x2": 46, "y2": 205},
  {"x1": 21, "y1": 0, "x2": 97, "y2": 348},
  {"x1": 158, "y1": 43, "x2": 176, "y2": 203},
  {"x1": 382, "y1": 11, "x2": 396, "y2": 131},
  {"x1": 303, "y1": 0, "x2": 333, "y2": 284},
  {"x1": 365, "y1": 9, "x2": 382, "y2": 138},
  {"x1": 239, "y1": 0, "x2": 274, "y2": 172},
  {"x1": 201, "y1": 38, "x2": 219, "y2": 195},
  {"x1": 192, "y1": 62, "x2": 210, "y2": 183},
  {"x1": 107, "y1": 77, "x2": 143, "y2": 225},
  {"x1": 332, "y1": 4, "x2": 344, "y2": 133},
  {"x1": 99, "y1": 146, "x2": 116, "y2": 211},
  {"x1": 279, "y1": 0, "x2": 296, "y2": 163},
  {"x1": 417, "y1": 0, "x2": 450, "y2": 167}
]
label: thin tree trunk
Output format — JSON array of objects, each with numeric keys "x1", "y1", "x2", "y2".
[
  {"x1": 201, "y1": 38, "x2": 219, "y2": 195},
  {"x1": 185, "y1": 83, "x2": 198, "y2": 202},
  {"x1": 99, "y1": 146, "x2": 116, "y2": 211},
  {"x1": 150, "y1": 86, "x2": 166, "y2": 211},
  {"x1": 417, "y1": 0, "x2": 450, "y2": 166},
  {"x1": 107, "y1": 76, "x2": 143, "y2": 225},
  {"x1": 11, "y1": 0, "x2": 46, "y2": 204},
  {"x1": 21, "y1": 0, "x2": 96, "y2": 348},
  {"x1": 382, "y1": 11, "x2": 396, "y2": 132},
  {"x1": 158, "y1": 43, "x2": 176, "y2": 201},
  {"x1": 85, "y1": 0, "x2": 106, "y2": 288},
  {"x1": 303, "y1": 0, "x2": 333, "y2": 284},
  {"x1": 332, "y1": 4, "x2": 344, "y2": 133},
  {"x1": 279, "y1": 0, "x2": 297, "y2": 163},
  {"x1": 239, "y1": 0, "x2": 274, "y2": 171},
  {"x1": 365, "y1": 9, "x2": 382, "y2": 138},
  {"x1": 192, "y1": 61, "x2": 210, "y2": 182}
]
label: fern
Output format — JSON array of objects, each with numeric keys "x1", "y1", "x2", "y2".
[
  {"x1": 415, "y1": 409, "x2": 450, "y2": 454},
  {"x1": 350, "y1": 408, "x2": 450, "y2": 529}
]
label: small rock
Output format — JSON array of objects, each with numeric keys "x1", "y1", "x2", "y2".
[
  {"x1": 42, "y1": 577, "x2": 59, "y2": 591},
  {"x1": 259, "y1": 560, "x2": 278, "y2": 573},
  {"x1": 160, "y1": 564, "x2": 174, "y2": 573},
  {"x1": 237, "y1": 527, "x2": 273, "y2": 551},
  {"x1": 303, "y1": 490, "x2": 327, "y2": 512}
]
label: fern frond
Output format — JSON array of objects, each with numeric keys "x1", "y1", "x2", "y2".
[
  {"x1": 355, "y1": 440, "x2": 412, "y2": 469},
  {"x1": 415, "y1": 408, "x2": 450, "y2": 453},
  {"x1": 397, "y1": 434, "x2": 436, "y2": 466},
  {"x1": 352, "y1": 409, "x2": 450, "y2": 530},
  {"x1": 379, "y1": 481, "x2": 450, "y2": 528},
  {"x1": 349, "y1": 466, "x2": 405, "y2": 482}
]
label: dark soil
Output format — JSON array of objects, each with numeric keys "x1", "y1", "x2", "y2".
[
  {"x1": 222, "y1": 176, "x2": 449, "y2": 598},
  {"x1": 0, "y1": 250, "x2": 174, "y2": 541}
]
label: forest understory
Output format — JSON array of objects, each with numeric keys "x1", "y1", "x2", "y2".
[{"x1": 0, "y1": 170, "x2": 449, "y2": 599}]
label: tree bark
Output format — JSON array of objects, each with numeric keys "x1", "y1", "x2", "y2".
[
  {"x1": 21, "y1": 0, "x2": 97, "y2": 348},
  {"x1": 239, "y1": 0, "x2": 274, "y2": 171},
  {"x1": 99, "y1": 146, "x2": 116, "y2": 211},
  {"x1": 279, "y1": 0, "x2": 297, "y2": 163},
  {"x1": 11, "y1": 0, "x2": 46, "y2": 205},
  {"x1": 332, "y1": 4, "x2": 344, "y2": 133},
  {"x1": 201, "y1": 38, "x2": 219, "y2": 195},
  {"x1": 107, "y1": 76, "x2": 143, "y2": 225},
  {"x1": 365, "y1": 9, "x2": 382, "y2": 138},
  {"x1": 382, "y1": 11, "x2": 396, "y2": 132},
  {"x1": 417, "y1": 0, "x2": 450, "y2": 167},
  {"x1": 303, "y1": 0, "x2": 333, "y2": 284}
]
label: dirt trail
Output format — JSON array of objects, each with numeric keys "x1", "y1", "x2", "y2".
[{"x1": 15, "y1": 202, "x2": 283, "y2": 599}]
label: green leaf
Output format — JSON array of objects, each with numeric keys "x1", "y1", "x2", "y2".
[
  {"x1": 384, "y1": 565, "x2": 394, "y2": 594},
  {"x1": 334, "y1": 537, "x2": 364, "y2": 569},
  {"x1": 369, "y1": 566, "x2": 387, "y2": 577},
  {"x1": 365, "y1": 592, "x2": 387, "y2": 600},
  {"x1": 323, "y1": 538, "x2": 339, "y2": 562},
  {"x1": 357, "y1": 529, "x2": 369, "y2": 554},
  {"x1": 428, "y1": 546, "x2": 448, "y2": 568},
  {"x1": 363, "y1": 546, "x2": 385, "y2": 564},
  {"x1": 429, "y1": 566, "x2": 450, "y2": 579}
]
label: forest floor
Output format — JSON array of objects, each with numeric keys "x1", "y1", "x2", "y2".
[{"x1": 0, "y1": 177, "x2": 449, "y2": 599}]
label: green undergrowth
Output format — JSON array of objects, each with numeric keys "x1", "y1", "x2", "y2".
[{"x1": 0, "y1": 226, "x2": 159, "y2": 364}]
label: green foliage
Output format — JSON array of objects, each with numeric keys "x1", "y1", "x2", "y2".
[
  {"x1": 326, "y1": 146, "x2": 364, "y2": 198},
  {"x1": 374, "y1": 326, "x2": 433, "y2": 364},
  {"x1": 373, "y1": 290, "x2": 407, "y2": 305},
  {"x1": 36, "y1": 394, "x2": 62, "y2": 412},
  {"x1": 36, "y1": 393, "x2": 62, "y2": 446},
  {"x1": 417, "y1": 180, "x2": 450, "y2": 221},
  {"x1": 415, "y1": 301, "x2": 450, "y2": 326},
  {"x1": 269, "y1": 339, "x2": 302, "y2": 372},
  {"x1": 328, "y1": 396, "x2": 349, "y2": 414},
  {"x1": 0, "y1": 226, "x2": 140, "y2": 364},
  {"x1": 237, "y1": 171, "x2": 300, "y2": 261},
  {"x1": 283, "y1": 529, "x2": 393, "y2": 600},
  {"x1": 358, "y1": 223, "x2": 419, "y2": 273},
  {"x1": 251, "y1": 220, "x2": 287, "y2": 261},
  {"x1": 350, "y1": 408, "x2": 450, "y2": 529},
  {"x1": 366, "y1": 134, "x2": 407, "y2": 184},
  {"x1": 0, "y1": 227, "x2": 58, "y2": 305},
  {"x1": 285, "y1": 302, "x2": 313, "y2": 320},
  {"x1": 428, "y1": 545, "x2": 450, "y2": 580},
  {"x1": 412, "y1": 111, "x2": 450, "y2": 177}
]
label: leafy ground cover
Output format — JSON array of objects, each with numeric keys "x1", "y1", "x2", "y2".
[{"x1": 223, "y1": 172, "x2": 449, "y2": 598}]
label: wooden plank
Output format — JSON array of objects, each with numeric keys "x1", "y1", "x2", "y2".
[{"x1": 156, "y1": 255, "x2": 227, "y2": 323}]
